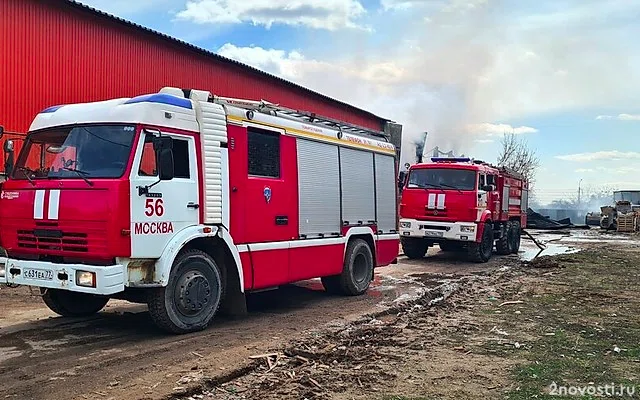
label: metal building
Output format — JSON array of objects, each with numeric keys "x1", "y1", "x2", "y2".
[{"x1": 0, "y1": 0, "x2": 400, "y2": 168}]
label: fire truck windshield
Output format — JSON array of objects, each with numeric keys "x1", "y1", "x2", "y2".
[
  {"x1": 12, "y1": 124, "x2": 136, "y2": 181},
  {"x1": 407, "y1": 168, "x2": 476, "y2": 191}
]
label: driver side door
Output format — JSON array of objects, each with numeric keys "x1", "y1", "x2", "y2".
[{"x1": 129, "y1": 130, "x2": 200, "y2": 258}]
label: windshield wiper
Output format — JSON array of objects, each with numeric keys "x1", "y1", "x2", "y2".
[
  {"x1": 15, "y1": 167, "x2": 35, "y2": 186},
  {"x1": 63, "y1": 167, "x2": 94, "y2": 187},
  {"x1": 423, "y1": 183, "x2": 463, "y2": 194}
]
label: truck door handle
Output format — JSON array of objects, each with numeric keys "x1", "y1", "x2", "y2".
[
  {"x1": 187, "y1": 202, "x2": 200, "y2": 209},
  {"x1": 275, "y1": 216, "x2": 288, "y2": 225}
]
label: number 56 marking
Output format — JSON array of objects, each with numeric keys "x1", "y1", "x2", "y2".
[{"x1": 145, "y1": 199, "x2": 164, "y2": 217}]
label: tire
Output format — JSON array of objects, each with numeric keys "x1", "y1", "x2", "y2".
[
  {"x1": 147, "y1": 249, "x2": 224, "y2": 334},
  {"x1": 401, "y1": 237, "x2": 428, "y2": 260},
  {"x1": 322, "y1": 239, "x2": 374, "y2": 296},
  {"x1": 495, "y1": 221, "x2": 514, "y2": 255},
  {"x1": 468, "y1": 222, "x2": 494, "y2": 263},
  {"x1": 439, "y1": 241, "x2": 463, "y2": 252},
  {"x1": 42, "y1": 289, "x2": 109, "y2": 317},
  {"x1": 510, "y1": 221, "x2": 521, "y2": 254}
]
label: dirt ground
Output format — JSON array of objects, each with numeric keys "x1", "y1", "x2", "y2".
[{"x1": 1, "y1": 229, "x2": 638, "y2": 400}]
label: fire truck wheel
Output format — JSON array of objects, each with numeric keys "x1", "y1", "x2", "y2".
[
  {"x1": 401, "y1": 237, "x2": 428, "y2": 260},
  {"x1": 147, "y1": 249, "x2": 223, "y2": 334},
  {"x1": 468, "y1": 222, "x2": 494, "y2": 263},
  {"x1": 42, "y1": 289, "x2": 109, "y2": 317},
  {"x1": 322, "y1": 239, "x2": 374, "y2": 296},
  {"x1": 510, "y1": 221, "x2": 521, "y2": 254},
  {"x1": 495, "y1": 221, "x2": 514, "y2": 255}
]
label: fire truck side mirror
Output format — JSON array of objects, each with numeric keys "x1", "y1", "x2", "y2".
[
  {"x1": 398, "y1": 171, "x2": 407, "y2": 192},
  {"x1": 481, "y1": 184, "x2": 495, "y2": 192},
  {"x1": 3, "y1": 139, "x2": 14, "y2": 176},
  {"x1": 152, "y1": 136, "x2": 175, "y2": 181}
]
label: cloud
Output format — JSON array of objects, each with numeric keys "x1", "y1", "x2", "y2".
[
  {"x1": 596, "y1": 113, "x2": 640, "y2": 121},
  {"x1": 466, "y1": 123, "x2": 538, "y2": 137},
  {"x1": 381, "y1": 0, "x2": 488, "y2": 12},
  {"x1": 210, "y1": 1, "x2": 640, "y2": 165},
  {"x1": 77, "y1": 0, "x2": 170, "y2": 17},
  {"x1": 556, "y1": 151, "x2": 640, "y2": 162},
  {"x1": 176, "y1": 0, "x2": 367, "y2": 30},
  {"x1": 217, "y1": 44, "x2": 306, "y2": 77}
]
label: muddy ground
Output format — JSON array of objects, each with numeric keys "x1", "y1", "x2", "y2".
[{"x1": 1, "y1": 229, "x2": 638, "y2": 400}]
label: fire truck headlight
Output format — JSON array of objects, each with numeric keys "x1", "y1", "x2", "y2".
[
  {"x1": 76, "y1": 271, "x2": 96, "y2": 288},
  {"x1": 460, "y1": 225, "x2": 476, "y2": 233},
  {"x1": 400, "y1": 221, "x2": 412, "y2": 229}
]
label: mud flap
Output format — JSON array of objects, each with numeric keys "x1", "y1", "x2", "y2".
[{"x1": 218, "y1": 288, "x2": 248, "y2": 318}]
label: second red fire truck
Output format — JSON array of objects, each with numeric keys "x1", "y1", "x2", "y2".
[
  {"x1": 399, "y1": 157, "x2": 528, "y2": 262},
  {"x1": 0, "y1": 87, "x2": 400, "y2": 333}
]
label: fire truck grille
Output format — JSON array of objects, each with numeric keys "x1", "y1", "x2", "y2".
[{"x1": 17, "y1": 230, "x2": 89, "y2": 253}]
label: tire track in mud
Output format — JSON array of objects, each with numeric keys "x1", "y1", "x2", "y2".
[
  {"x1": 168, "y1": 278, "x2": 468, "y2": 400},
  {"x1": 0, "y1": 276, "x2": 427, "y2": 400}
]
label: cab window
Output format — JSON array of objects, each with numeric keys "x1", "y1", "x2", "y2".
[
  {"x1": 137, "y1": 133, "x2": 191, "y2": 179},
  {"x1": 138, "y1": 135, "x2": 157, "y2": 176}
]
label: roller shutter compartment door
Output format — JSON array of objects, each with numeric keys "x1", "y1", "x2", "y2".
[
  {"x1": 297, "y1": 139, "x2": 341, "y2": 237},
  {"x1": 340, "y1": 148, "x2": 375, "y2": 225},
  {"x1": 375, "y1": 154, "x2": 397, "y2": 233}
]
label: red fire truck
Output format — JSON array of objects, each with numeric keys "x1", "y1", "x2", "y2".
[
  {"x1": 399, "y1": 157, "x2": 528, "y2": 262},
  {"x1": 0, "y1": 87, "x2": 400, "y2": 333}
]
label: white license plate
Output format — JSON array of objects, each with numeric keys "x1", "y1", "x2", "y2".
[
  {"x1": 23, "y1": 268, "x2": 54, "y2": 281},
  {"x1": 424, "y1": 231, "x2": 444, "y2": 237}
]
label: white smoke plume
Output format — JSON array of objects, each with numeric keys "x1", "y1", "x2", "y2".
[{"x1": 214, "y1": 0, "x2": 640, "y2": 164}]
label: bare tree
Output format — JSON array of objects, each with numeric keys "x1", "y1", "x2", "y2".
[{"x1": 497, "y1": 132, "x2": 540, "y2": 188}]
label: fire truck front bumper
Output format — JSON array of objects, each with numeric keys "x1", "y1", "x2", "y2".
[
  {"x1": 399, "y1": 219, "x2": 478, "y2": 242},
  {"x1": 0, "y1": 258, "x2": 125, "y2": 295}
]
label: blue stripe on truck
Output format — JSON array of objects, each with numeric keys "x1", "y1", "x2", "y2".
[{"x1": 124, "y1": 93, "x2": 192, "y2": 109}]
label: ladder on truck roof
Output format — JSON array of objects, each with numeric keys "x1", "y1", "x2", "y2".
[
  {"x1": 210, "y1": 95, "x2": 390, "y2": 142},
  {"x1": 431, "y1": 156, "x2": 526, "y2": 181}
]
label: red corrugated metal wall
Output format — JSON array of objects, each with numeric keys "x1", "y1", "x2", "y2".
[{"x1": 0, "y1": 0, "x2": 382, "y2": 138}]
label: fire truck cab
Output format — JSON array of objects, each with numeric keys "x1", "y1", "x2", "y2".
[
  {"x1": 0, "y1": 87, "x2": 400, "y2": 333},
  {"x1": 399, "y1": 157, "x2": 528, "y2": 262}
]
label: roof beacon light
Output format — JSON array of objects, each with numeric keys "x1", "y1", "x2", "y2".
[{"x1": 431, "y1": 157, "x2": 471, "y2": 163}]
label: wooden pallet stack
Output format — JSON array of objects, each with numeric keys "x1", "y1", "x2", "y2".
[{"x1": 617, "y1": 212, "x2": 637, "y2": 233}]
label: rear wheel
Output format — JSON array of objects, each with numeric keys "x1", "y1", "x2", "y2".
[
  {"x1": 496, "y1": 221, "x2": 514, "y2": 255},
  {"x1": 468, "y1": 222, "x2": 494, "y2": 263},
  {"x1": 401, "y1": 237, "x2": 428, "y2": 259},
  {"x1": 322, "y1": 239, "x2": 374, "y2": 296},
  {"x1": 510, "y1": 221, "x2": 521, "y2": 254},
  {"x1": 148, "y1": 249, "x2": 223, "y2": 334},
  {"x1": 42, "y1": 289, "x2": 109, "y2": 317}
]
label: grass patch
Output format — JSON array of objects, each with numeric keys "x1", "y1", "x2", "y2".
[{"x1": 473, "y1": 249, "x2": 640, "y2": 398}]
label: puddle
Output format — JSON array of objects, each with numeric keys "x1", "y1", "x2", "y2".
[
  {"x1": 561, "y1": 236, "x2": 631, "y2": 243},
  {"x1": 519, "y1": 244, "x2": 580, "y2": 262}
]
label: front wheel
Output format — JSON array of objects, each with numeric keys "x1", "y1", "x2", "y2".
[
  {"x1": 147, "y1": 249, "x2": 224, "y2": 334},
  {"x1": 468, "y1": 222, "x2": 494, "y2": 263},
  {"x1": 401, "y1": 237, "x2": 428, "y2": 259},
  {"x1": 42, "y1": 289, "x2": 109, "y2": 317},
  {"x1": 322, "y1": 239, "x2": 374, "y2": 296}
]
